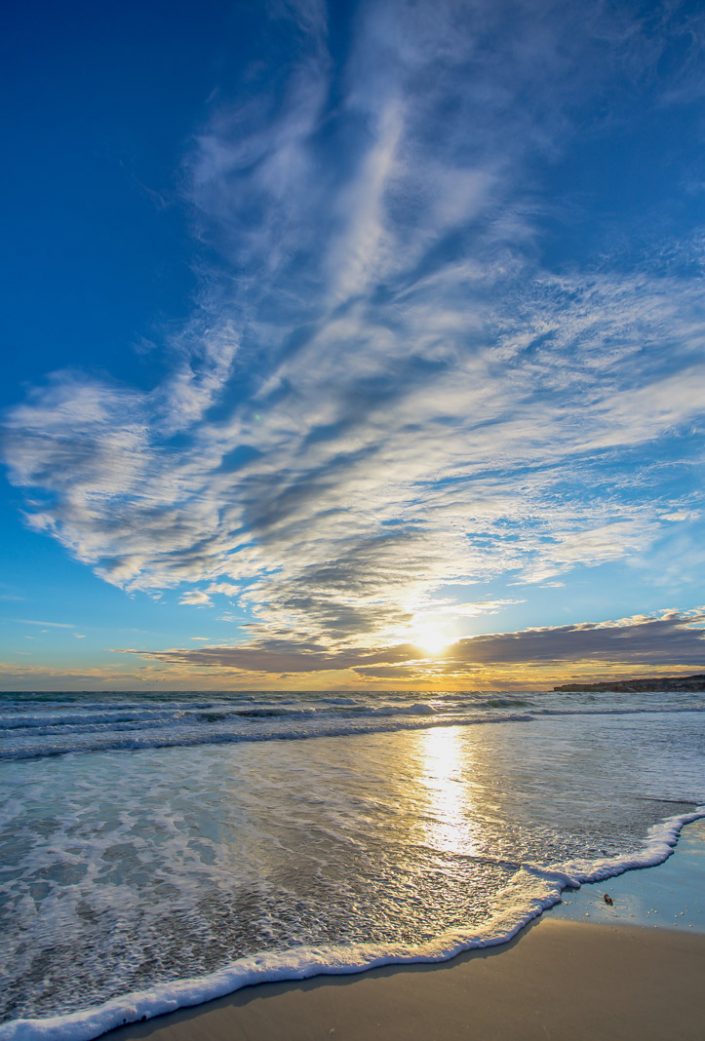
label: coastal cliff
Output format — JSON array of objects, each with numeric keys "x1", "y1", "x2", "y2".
[{"x1": 554, "y1": 674, "x2": 705, "y2": 693}]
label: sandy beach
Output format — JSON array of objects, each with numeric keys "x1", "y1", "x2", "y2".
[{"x1": 106, "y1": 917, "x2": 705, "y2": 1041}]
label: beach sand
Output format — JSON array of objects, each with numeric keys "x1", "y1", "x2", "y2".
[
  {"x1": 108, "y1": 918, "x2": 705, "y2": 1041},
  {"x1": 102, "y1": 820, "x2": 705, "y2": 1041}
]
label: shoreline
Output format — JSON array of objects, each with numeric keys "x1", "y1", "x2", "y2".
[
  {"x1": 551, "y1": 816, "x2": 705, "y2": 931},
  {"x1": 105, "y1": 919, "x2": 705, "y2": 1041},
  {"x1": 4, "y1": 811, "x2": 704, "y2": 1041}
]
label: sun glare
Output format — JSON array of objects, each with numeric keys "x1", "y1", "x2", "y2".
[{"x1": 411, "y1": 616, "x2": 453, "y2": 656}]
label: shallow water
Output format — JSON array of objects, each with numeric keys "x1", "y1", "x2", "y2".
[
  {"x1": 550, "y1": 816, "x2": 705, "y2": 931},
  {"x1": 1, "y1": 690, "x2": 704, "y2": 1039}
]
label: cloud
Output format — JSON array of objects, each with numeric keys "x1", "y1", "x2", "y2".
[
  {"x1": 0, "y1": 584, "x2": 23, "y2": 602},
  {"x1": 179, "y1": 590, "x2": 213, "y2": 607},
  {"x1": 179, "y1": 584, "x2": 238, "y2": 607},
  {"x1": 206, "y1": 582, "x2": 239, "y2": 597},
  {"x1": 0, "y1": 657, "x2": 232, "y2": 691},
  {"x1": 14, "y1": 618, "x2": 76, "y2": 629},
  {"x1": 443, "y1": 609, "x2": 705, "y2": 668},
  {"x1": 3, "y1": 1, "x2": 705, "y2": 663},
  {"x1": 662, "y1": 510, "x2": 701, "y2": 523},
  {"x1": 118, "y1": 637, "x2": 418, "y2": 675},
  {"x1": 119, "y1": 609, "x2": 705, "y2": 687}
]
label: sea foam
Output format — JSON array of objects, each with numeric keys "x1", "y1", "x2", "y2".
[
  {"x1": 1, "y1": 692, "x2": 704, "y2": 1039},
  {"x1": 1, "y1": 807, "x2": 702, "y2": 1041}
]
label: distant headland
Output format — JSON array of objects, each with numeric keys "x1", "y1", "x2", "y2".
[{"x1": 554, "y1": 673, "x2": 705, "y2": 693}]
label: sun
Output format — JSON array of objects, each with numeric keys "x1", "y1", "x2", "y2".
[{"x1": 411, "y1": 616, "x2": 453, "y2": 656}]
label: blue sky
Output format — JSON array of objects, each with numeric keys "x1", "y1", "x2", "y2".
[{"x1": 2, "y1": 0, "x2": 705, "y2": 690}]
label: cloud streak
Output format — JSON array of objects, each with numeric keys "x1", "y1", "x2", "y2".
[
  {"x1": 3, "y1": 1, "x2": 705, "y2": 682},
  {"x1": 119, "y1": 610, "x2": 705, "y2": 688}
]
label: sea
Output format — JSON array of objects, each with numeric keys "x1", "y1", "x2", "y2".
[{"x1": 1, "y1": 688, "x2": 704, "y2": 1040}]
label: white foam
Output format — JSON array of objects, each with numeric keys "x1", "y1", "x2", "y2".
[
  {"x1": 557, "y1": 807, "x2": 705, "y2": 884},
  {"x1": 2, "y1": 807, "x2": 702, "y2": 1041}
]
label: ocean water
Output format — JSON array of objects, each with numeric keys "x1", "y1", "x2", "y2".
[
  {"x1": 550, "y1": 817, "x2": 705, "y2": 930},
  {"x1": 1, "y1": 689, "x2": 704, "y2": 1040}
]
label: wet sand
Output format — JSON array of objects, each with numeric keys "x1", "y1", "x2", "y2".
[{"x1": 108, "y1": 918, "x2": 705, "y2": 1041}]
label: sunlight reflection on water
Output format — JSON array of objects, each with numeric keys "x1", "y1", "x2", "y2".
[
  {"x1": 2, "y1": 711, "x2": 704, "y2": 1023},
  {"x1": 420, "y1": 726, "x2": 478, "y2": 857}
]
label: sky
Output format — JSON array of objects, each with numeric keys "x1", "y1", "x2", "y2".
[{"x1": 1, "y1": 0, "x2": 705, "y2": 691}]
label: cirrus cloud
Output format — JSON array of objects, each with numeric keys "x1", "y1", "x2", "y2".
[{"x1": 3, "y1": 0, "x2": 705, "y2": 676}]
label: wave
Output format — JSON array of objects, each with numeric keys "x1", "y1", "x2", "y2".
[
  {"x1": 2, "y1": 806, "x2": 702, "y2": 1041},
  {"x1": 3, "y1": 691, "x2": 705, "y2": 761},
  {"x1": 0, "y1": 711, "x2": 537, "y2": 761},
  {"x1": 535, "y1": 705, "x2": 705, "y2": 717},
  {"x1": 0, "y1": 710, "x2": 178, "y2": 730}
]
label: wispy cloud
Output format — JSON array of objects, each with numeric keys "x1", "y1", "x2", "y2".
[
  {"x1": 3, "y1": 1, "x2": 705, "y2": 681},
  {"x1": 14, "y1": 619, "x2": 76, "y2": 629},
  {"x1": 0, "y1": 584, "x2": 23, "y2": 602},
  {"x1": 179, "y1": 590, "x2": 213, "y2": 607}
]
